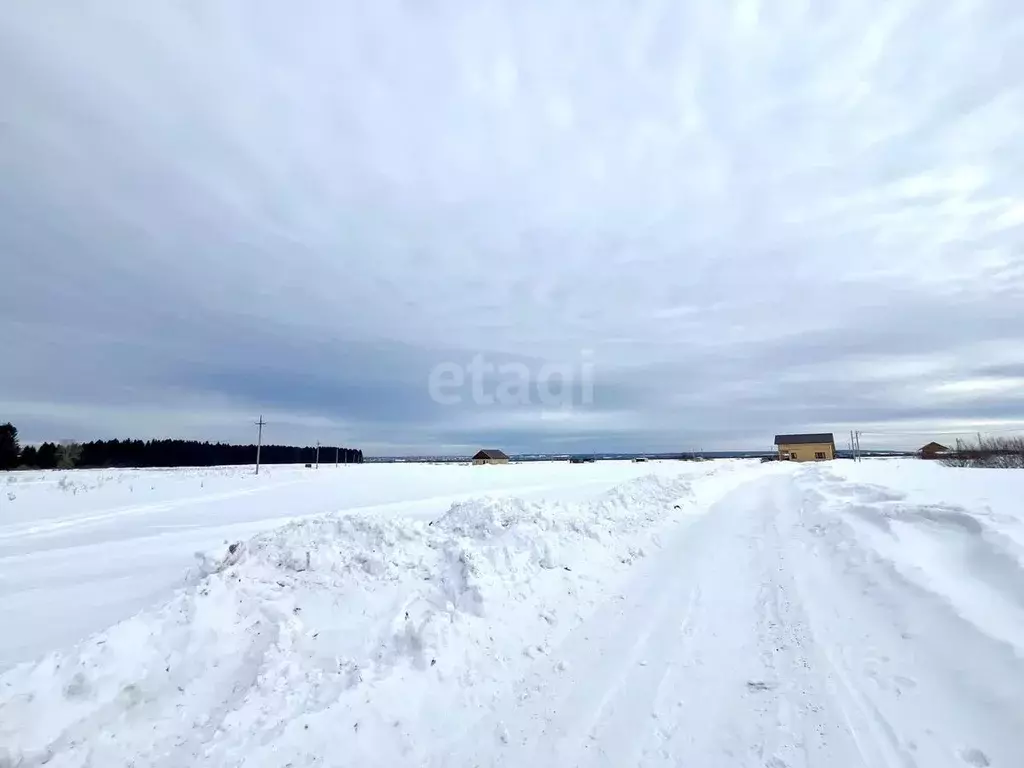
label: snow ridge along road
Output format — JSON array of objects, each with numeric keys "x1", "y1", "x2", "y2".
[
  {"x1": 2, "y1": 460, "x2": 1023, "y2": 767},
  {"x1": 0, "y1": 461, "x2": 679, "y2": 666}
]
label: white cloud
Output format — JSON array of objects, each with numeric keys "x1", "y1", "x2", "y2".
[
  {"x1": 929, "y1": 378, "x2": 1024, "y2": 398},
  {"x1": 1, "y1": 0, "x2": 1023, "y2": 453}
]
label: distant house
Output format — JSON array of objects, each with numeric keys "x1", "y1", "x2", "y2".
[
  {"x1": 774, "y1": 433, "x2": 836, "y2": 462},
  {"x1": 472, "y1": 449, "x2": 509, "y2": 465},
  {"x1": 918, "y1": 441, "x2": 948, "y2": 459}
]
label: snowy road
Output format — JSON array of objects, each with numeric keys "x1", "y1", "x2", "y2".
[
  {"x1": 2, "y1": 461, "x2": 1023, "y2": 767},
  {"x1": 443, "y1": 471, "x2": 1023, "y2": 767}
]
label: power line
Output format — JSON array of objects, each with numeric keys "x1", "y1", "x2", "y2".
[
  {"x1": 858, "y1": 425, "x2": 1024, "y2": 436},
  {"x1": 255, "y1": 416, "x2": 265, "y2": 475}
]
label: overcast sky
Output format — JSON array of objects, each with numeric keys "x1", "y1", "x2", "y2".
[{"x1": 2, "y1": 1, "x2": 1022, "y2": 455}]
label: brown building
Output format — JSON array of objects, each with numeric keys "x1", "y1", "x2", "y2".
[
  {"x1": 774, "y1": 433, "x2": 836, "y2": 462},
  {"x1": 472, "y1": 449, "x2": 509, "y2": 465},
  {"x1": 918, "y1": 441, "x2": 949, "y2": 459}
]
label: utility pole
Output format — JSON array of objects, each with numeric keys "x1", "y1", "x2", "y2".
[
  {"x1": 255, "y1": 416, "x2": 265, "y2": 475},
  {"x1": 855, "y1": 430, "x2": 862, "y2": 462},
  {"x1": 335, "y1": 446, "x2": 339, "y2": 467},
  {"x1": 316, "y1": 441, "x2": 320, "y2": 469}
]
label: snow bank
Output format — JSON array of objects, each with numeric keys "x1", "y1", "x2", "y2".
[
  {"x1": 797, "y1": 462, "x2": 1024, "y2": 657},
  {"x1": 0, "y1": 460, "x2": 693, "y2": 667},
  {"x1": 0, "y1": 472, "x2": 696, "y2": 767}
]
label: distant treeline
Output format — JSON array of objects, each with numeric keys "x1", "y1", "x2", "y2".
[
  {"x1": 73, "y1": 439, "x2": 364, "y2": 468},
  {"x1": 0, "y1": 423, "x2": 363, "y2": 469}
]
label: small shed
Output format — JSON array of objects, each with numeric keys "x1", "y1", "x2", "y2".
[
  {"x1": 774, "y1": 433, "x2": 836, "y2": 462},
  {"x1": 472, "y1": 449, "x2": 509, "y2": 465},
  {"x1": 918, "y1": 441, "x2": 948, "y2": 459}
]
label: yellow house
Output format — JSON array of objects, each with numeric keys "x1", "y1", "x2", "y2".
[
  {"x1": 774, "y1": 433, "x2": 835, "y2": 462},
  {"x1": 472, "y1": 449, "x2": 509, "y2": 465}
]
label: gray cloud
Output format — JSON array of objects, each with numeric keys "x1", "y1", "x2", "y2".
[{"x1": 1, "y1": 1, "x2": 1023, "y2": 454}]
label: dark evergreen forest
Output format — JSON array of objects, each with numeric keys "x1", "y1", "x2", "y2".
[{"x1": 0, "y1": 423, "x2": 363, "y2": 469}]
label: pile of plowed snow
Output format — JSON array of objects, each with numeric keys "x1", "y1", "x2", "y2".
[
  {"x1": 0, "y1": 472, "x2": 697, "y2": 767},
  {"x1": 795, "y1": 465, "x2": 1024, "y2": 657}
]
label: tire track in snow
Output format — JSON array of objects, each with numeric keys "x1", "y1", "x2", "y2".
[
  {"x1": 641, "y1": 477, "x2": 873, "y2": 768},
  {"x1": 750, "y1": 484, "x2": 914, "y2": 768},
  {"x1": 434, "y1": 512, "x2": 706, "y2": 768}
]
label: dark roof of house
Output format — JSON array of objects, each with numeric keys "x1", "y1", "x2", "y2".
[
  {"x1": 774, "y1": 433, "x2": 835, "y2": 446},
  {"x1": 473, "y1": 449, "x2": 509, "y2": 460},
  {"x1": 919, "y1": 442, "x2": 949, "y2": 452}
]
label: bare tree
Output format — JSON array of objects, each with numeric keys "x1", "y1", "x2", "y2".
[
  {"x1": 982, "y1": 436, "x2": 1024, "y2": 468},
  {"x1": 942, "y1": 435, "x2": 1024, "y2": 468},
  {"x1": 56, "y1": 441, "x2": 83, "y2": 469},
  {"x1": 940, "y1": 438, "x2": 973, "y2": 467}
]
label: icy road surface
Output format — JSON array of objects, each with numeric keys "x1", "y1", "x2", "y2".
[{"x1": 2, "y1": 460, "x2": 1023, "y2": 767}]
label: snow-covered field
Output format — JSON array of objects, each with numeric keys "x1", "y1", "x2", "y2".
[{"x1": 2, "y1": 460, "x2": 1023, "y2": 767}]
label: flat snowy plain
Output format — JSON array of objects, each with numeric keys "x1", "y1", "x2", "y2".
[{"x1": 1, "y1": 459, "x2": 1023, "y2": 767}]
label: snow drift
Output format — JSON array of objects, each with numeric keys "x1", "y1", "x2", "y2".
[
  {"x1": 0, "y1": 473, "x2": 696, "y2": 767},
  {"x1": 797, "y1": 467, "x2": 1024, "y2": 658}
]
